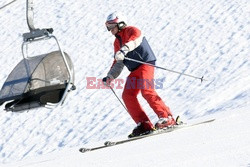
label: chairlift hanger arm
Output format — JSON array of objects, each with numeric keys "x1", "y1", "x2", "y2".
[
  {"x1": 24, "y1": 0, "x2": 54, "y2": 41},
  {"x1": 26, "y1": 0, "x2": 35, "y2": 31},
  {"x1": 22, "y1": 28, "x2": 54, "y2": 42}
]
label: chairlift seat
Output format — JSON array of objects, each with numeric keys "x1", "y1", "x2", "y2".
[{"x1": 0, "y1": 51, "x2": 74, "y2": 112}]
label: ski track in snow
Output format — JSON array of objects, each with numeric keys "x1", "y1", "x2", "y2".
[{"x1": 0, "y1": 0, "x2": 249, "y2": 164}]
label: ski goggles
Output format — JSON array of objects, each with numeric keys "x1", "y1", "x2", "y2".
[{"x1": 106, "y1": 23, "x2": 117, "y2": 31}]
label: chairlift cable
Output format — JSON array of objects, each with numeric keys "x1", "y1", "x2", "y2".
[{"x1": 0, "y1": 0, "x2": 17, "y2": 10}]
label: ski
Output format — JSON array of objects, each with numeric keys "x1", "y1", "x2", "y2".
[
  {"x1": 104, "y1": 118, "x2": 214, "y2": 146},
  {"x1": 79, "y1": 118, "x2": 215, "y2": 153}
]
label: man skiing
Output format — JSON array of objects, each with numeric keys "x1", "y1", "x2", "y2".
[{"x1": 102, "y1": 12, "x2": 176, "y2": 138}]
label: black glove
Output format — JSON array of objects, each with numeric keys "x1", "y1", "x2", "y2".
[{"x1": 102, "y1": 76, "x2": 112, "y2": 86}]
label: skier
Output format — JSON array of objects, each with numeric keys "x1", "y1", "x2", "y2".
[{"x1": 102, "y1": 12, "x2": 176, "y2": 138}]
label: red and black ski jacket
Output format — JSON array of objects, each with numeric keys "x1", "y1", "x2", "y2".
[{"x1": 114, "y1": 26, "x2": 156, "y2": 71}]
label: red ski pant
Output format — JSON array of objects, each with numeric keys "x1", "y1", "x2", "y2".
[{"x1": 122, "y1": 64, "x2": 172, "y2": 124}]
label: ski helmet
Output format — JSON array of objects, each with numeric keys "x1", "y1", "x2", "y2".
[{"x1": 105, "y1": 12, "x2": 127, "y2": 31}]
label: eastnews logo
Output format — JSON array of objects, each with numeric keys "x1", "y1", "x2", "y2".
[{"x1": 86, "y1": 77, "x2": 164, "y2": 89}]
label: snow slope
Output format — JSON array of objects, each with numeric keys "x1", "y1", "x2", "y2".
[
  {"x1": 3, "y1": 107, "x2": 250, "y2": 167},
  {"x1": 0, "y1": 0, "x2": 249, "y2": 166}
]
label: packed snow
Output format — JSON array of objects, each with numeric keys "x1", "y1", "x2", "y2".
[{"x1": 0, "y1": 0, "x2": 249, "y2": 166}]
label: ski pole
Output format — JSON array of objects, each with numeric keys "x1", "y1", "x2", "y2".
[
  {"x1": 109, "y1": 86, "x2": 128, "y2": 111},
  {"x1": 124, "y1": 57, "x2": 205, "y2": 82}
]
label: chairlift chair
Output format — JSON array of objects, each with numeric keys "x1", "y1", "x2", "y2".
[{"x1": 0, "y1": 0, "x2": 75, "y2": 112}]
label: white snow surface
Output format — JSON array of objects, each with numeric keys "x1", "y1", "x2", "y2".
[{"x1": 0, "y1": 0, "x2": 250, "y2": 166}]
